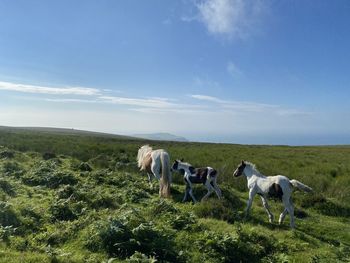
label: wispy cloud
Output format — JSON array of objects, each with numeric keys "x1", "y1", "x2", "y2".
[
  {"x1": 193, "y1": 0, "x2": 268, "y2": 39},
  {"x1": 190, "y1": 93, "x2": 310, "y2": 116},
  {"x1": 44, "y1": 98, "x2": 99, "y2": 103},
  {"x1": 98, "y1": 96, "x2": 178, "y2": 108},
  {"x1": 227, "y1": 61, "x2": 243, "y2": 77},
  {"x1": 0, "y1": 81, "x2": 100, "y2": 96},
  {"x1": 190, "y1": 94, "x2": 226, "y2": 103}
]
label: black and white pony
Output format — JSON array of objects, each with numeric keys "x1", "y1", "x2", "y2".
[
  {"x1": 137, "y1": 145, "x2": 172, "y2": 198},
  {"x1": 233, "y1": 161, "x2": 312, "y2": 229},
  {"x1": 172, "y1": 159, "x2": 222, "y2": 202}
]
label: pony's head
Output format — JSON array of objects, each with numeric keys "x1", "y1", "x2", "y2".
[
  {"x1": 171, "y1": 159, "x2": 184, "y2": 171},
  {"x1": 137, "y1": 145, "x2": 152, "y2": 168},
  {"x1": 233, "y1": 160, "x2": 247, "y2": 177}
]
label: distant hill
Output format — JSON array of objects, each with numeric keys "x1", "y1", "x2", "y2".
[
  {"x1": 0, "y1": 126, "x2": 136, "y2": 140},
  {"x1": 133, "y1": 132, "x2": 188, "y2": 142}
]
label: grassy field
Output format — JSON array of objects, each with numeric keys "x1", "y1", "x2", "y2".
[{"x1": 0, "y1": 127, "x2": 349, "y2": 262}]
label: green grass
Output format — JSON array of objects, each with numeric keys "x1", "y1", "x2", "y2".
[{"x1": 0, "y1": 128, "x2": 349, "y2": 262}]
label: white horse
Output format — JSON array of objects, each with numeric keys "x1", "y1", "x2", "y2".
[
  {"x1": 137, "y1": 145, "x2": 172, "y2": 198},
  {"x1": 172, "y1": 159, "x2": 222, "y2": 203},
  {"x1": 233, "y1": 160, "x2": 312, "y2": 228}
]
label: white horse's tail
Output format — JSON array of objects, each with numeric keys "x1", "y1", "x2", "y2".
[
  {"x1": 290, "y1": 179, "x2": 313, "y2": 192},
  {"x1": 159, "y1": 152, "x2": 171, "y2": 198}
]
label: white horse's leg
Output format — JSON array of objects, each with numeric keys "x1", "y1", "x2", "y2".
[
  {"x1": 201, "y1": 180, "x2": 214, "y2": 201},
  {"x1": 151, "y1": 161, "x2": 160, "y2": 180},
  {"x1": 212, "y1": 178, "x2": 222, "y2": 199},
  {"x1": 260, "y1": 196, "x2": 274, "y2": 223},
  {"x1": 283, "y1": 195, "x2": 295, "y2": 229},
  {"x1": 278, "y1": 209, "x2": 288, "y2": 225},
  {"x1": 147, "y1": 173, "x2": 153, "y2": 189},
  {"x1": 245, "y1": 189, "x2": 255, "y2": 218}
]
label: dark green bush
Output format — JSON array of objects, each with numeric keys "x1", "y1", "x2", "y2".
[
  {"x1": 194, "y1": 199, "x2": 239, "y2": 223},
  {"x1": 90, "y1": 192, "x2": 119, "y2": 209},
  {"x1": 78, "y1": 162, "x2": 92, "y2": 172},
  {"x1": 1, "y1": 161, "x2": 24, "y2": 178},
  {"x1": 42, "y1": 152, "x2": 56, "y2": 160},
  {"x1": 86, "y1": 208, "x2": 178, "y2": 261},
  {"x1": 19, "y1": 206, "x2": 43, "y2": 232},
  {"x1": 299, "y1": 193, "x2": 350, "y2": 217},
  {"x1": 168, "y1": 212, "x2": 196, "y2": 230},
  {"x1": 57, "y1": 185, "x2": 76, "y2": 199},
  {"x1": 0, "y1": 179, "x2": 16, "y2": 196},
  {"x1": 0, "y1": 201, "x2": 20, "y2": 227},
  {"x1": 195, "y1": 229, "x2": 282, "y2": 263},
  {"x1": 50, "y1": 198, "x2": 85, "y2": 221},
  {"x1": 0, "y1": 147, "x2": 14, "y2": 159},
  {"x1": 126, "y1": 251, "x2": 157, "y2": 263},
  {"x1": 23, "y1": 161, "x2": 78, "y2": 188},
  {"x1": 0, "y1": 225, "x2": 16, "y2": 242}
]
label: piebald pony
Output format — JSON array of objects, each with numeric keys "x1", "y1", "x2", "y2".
[{"x1": 233, "y1": 161, "x2": 312, "y2": 228}]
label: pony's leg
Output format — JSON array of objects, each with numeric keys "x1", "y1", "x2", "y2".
[
  {"x1": 278, "y1": 209, "x2": 288, "y2": 225},
  {"x1": 212, "y1": 179, "x2": 222, "y2": 199},
  {"x1": 147, "y1": 173, "x2": 154, "y2": 189},
  {"x1": 260, "y1": 196, "x2": 274, "y2": 223},
  {"x1": 283, "y1": 195, "x2": 295, "y2": 229},
  {"x1": 201, "y1": 181, "x2": 214, "y2": 202},
  {"x1": 245, "y1": 189, "x2": 255, "y2": 218},
  {"x1": 182, "y1": 183, "x2": 190, "y2": 202},
  {"x1": 151, "y1": 161, "x2": 160, "y2": 181},
  {"x1": 187, "y1": 181, "x2": 197, "y2": 203}
]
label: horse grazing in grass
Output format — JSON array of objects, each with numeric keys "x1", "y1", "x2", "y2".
[
  {"x1": 137, "y1": 145, "x2": 172, "y2": 198},
  {"x1": 172, "y1": 159, "x2": 222, "y2": 203},
  {"x1": 233, "y1": 161, "x2": 312, "y2": 229}
]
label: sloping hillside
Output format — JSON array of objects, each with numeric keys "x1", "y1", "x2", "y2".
[{"x1": 0, "y1": 129, "x2": 349, "y2": 262}]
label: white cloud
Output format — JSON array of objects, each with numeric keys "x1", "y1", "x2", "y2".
[
  {"x1": 98, "y1": 96, "x2": 178, "y2": 108},
  {"x1": 195, "y1": 0, "x2": 267, "y2": 39},
  {"x1": 0, "y1": 81, "x2": 100, "y2": 96},
  {"x1": 190, "y1": 93, "x2": 311, "y2": 115},
  {"x1": 44, "y1": 98, "x2": 99, "y2": 103},
  {"x1": 190, "y1": 94, "x2": 226, "y2": 103}
]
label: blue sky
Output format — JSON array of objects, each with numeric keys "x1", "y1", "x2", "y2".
[{"x1": 0, "y1": 0, "x2": 349, "y2": 145}]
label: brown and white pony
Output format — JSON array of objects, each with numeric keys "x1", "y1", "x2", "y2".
[
  {"x1": 172, "y1": 159, "x2": 222, "y2": 202},
  {"x1": 137, "y1": 145, "x2": 172, "y2": 198},
  {"x1": 233, "y1": 160, "x2": 312, "y2": 228}
]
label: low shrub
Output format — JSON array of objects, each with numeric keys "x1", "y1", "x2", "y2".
[
  {"x1": 86, "y1": 208, "x2": 178, "y2": 261},
  {"x1": 1, "y1": 161, "x2": 24, "y2": 178},
  {"x1": 0, "y1": 147, "x2": 14, "y2": 159},
  {"x1": 42, "y1": 152, "x2": 56, "y2": 160},
  {"x1": 0, "y1": 201, "x2": 20, "y2": 227},
  {"x1": 195, "y1": 229, "x2": 282, "y2": 263},
  {"x1": 78, "y1": 162, "x2": 92, "y2": 172},
  {"x1": 0, "y1": 225, "x2": 16, "y2": 242},
  {"x1": 50, "y1": 198, "x2": 85, "y2": 221},
  {"x1": 194, "y1": 199, "x2": 238, "y2": 223},
  {"x1": 300, "y1": 193, "x2": 350, "y2": 217},
  {"x1": 0, "y1": 179, "x2": 16, "y2": 196},
  {"x1": 23, "y1": 161, "x2": 78, "y2": 188},
  {"x1": 126, "y1": 251, "x2": 157, "y2": 263}
]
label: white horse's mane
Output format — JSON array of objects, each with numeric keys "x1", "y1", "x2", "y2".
[
  {"x1": 137, "y1": 145, "x2": 152, "y2": 168},
  {"x1": 245, "y1": 161, "x2": 262, "y2": 175}
]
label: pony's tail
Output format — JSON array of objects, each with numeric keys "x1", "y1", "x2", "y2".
[
  {"x1": 159, "y1": 152, "x2": 172, "y2": 198},
  {"x1": 290, "y1": 179, "x2": 313, "y2": 192}
]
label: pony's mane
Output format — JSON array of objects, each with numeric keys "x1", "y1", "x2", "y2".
[
  {"x1": 177, "y1": 160, "x2": 192, "y2": 168},
  {"x1": 137, "y1": 145, "x2": 153, "y2": 168},
  {"x1": 245, "y1": 161, "x2": 261, "y2": 174}
]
